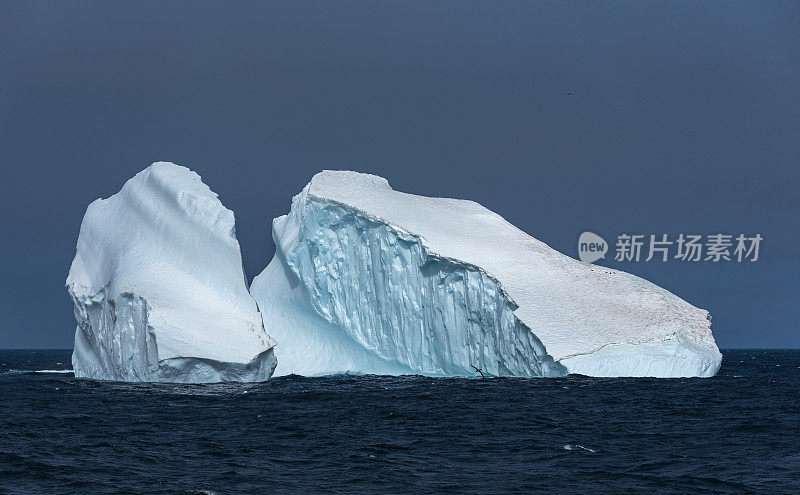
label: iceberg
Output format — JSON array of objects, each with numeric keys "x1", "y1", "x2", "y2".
[
  {"x1": 67, "y1": 162, "x2": 276, "y2": 382},
  {"x1": 251, "y1": 171, "x2": 722, "y2": 377}
]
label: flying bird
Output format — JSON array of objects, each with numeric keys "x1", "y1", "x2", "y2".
[{"x1": 470, "y1": 364, "x2": 485, "y2": 378}]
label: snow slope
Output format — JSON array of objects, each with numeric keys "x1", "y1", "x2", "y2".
[
  {"x1": 251, "y1": 171, "x2": 722, "y2": 377},
  {"x1": 67, "y1": 162, "x2": 276, "y2": 382}
]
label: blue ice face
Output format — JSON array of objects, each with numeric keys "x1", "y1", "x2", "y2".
[{"x1": 283, "y1": 199, "x2": 565, "y2": 377}]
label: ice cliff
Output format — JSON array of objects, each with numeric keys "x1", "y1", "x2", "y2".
[
  {"x1": 251, "y1": 171, "x2": 722, "y2": 377},
  {"x1": 67, "y1": 162, "x2": 276, "y2": 382}
]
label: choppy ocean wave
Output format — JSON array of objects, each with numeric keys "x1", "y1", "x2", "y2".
[{"x1": 1, "y1": 349, "x2": 799, "y2": 494}]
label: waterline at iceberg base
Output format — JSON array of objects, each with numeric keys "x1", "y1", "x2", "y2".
[{"x1": 251, "y1": 171, "x2": 722, "y2": 378}]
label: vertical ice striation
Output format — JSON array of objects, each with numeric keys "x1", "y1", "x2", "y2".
[
  {"x1": 252, "y1": 171, "x2": 722, "y2": 377},
  {"x1": 67, "y1": 162, "x2": 277, "y2": 382},
  {"x1": 281, "y1": 200, "x2": 564, "y2": 376}
]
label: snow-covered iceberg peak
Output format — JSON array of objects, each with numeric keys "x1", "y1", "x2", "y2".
[
  {"x1": 252, "y1": 171, "x2": 722, "y2": 377},
  {"x1": 67, "y1": 162, "x2": 276, "y2": 382}
]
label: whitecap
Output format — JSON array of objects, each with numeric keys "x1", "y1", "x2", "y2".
[{"x1": 563, "y1": 444, "x2": 596, "y2": 453}]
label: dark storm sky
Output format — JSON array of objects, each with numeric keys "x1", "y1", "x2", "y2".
[{"x1": 1, "y1": 1, "x2": 798, "y2": 349}]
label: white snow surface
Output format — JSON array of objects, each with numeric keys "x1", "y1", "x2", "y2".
[
  {"x1": 252, "y1": 171, "x2": 722, "y2": 377},
  {"x1": 67, "y1": 162, "x2": 276, "y2": 382}
]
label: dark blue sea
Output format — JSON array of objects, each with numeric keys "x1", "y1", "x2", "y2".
[{"x1": 1, "y1": 350, "x2": 799, "y2": 494}]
